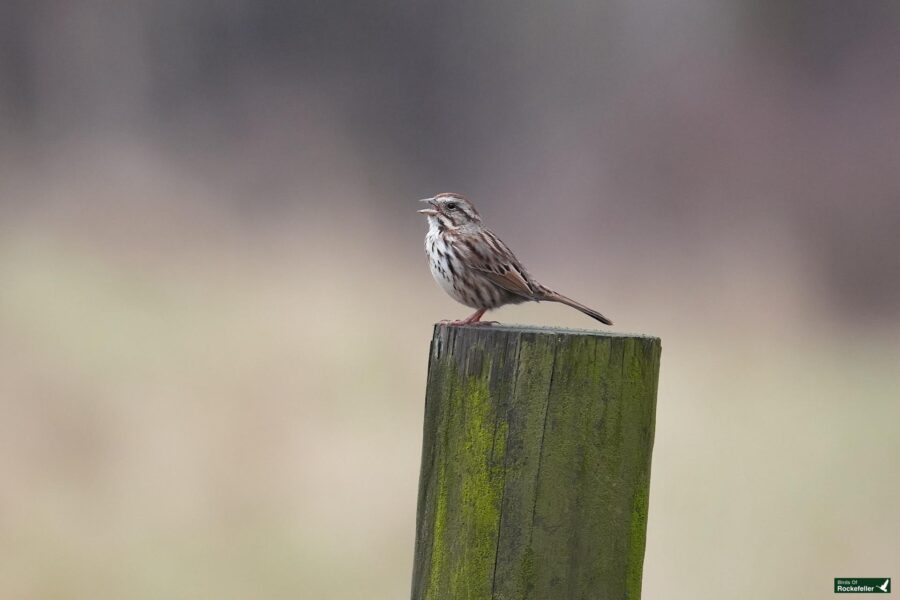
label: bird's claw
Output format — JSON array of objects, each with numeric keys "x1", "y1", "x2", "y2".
[{"x1": 437, "y1": 319, "x2": 498, "y2": 326}]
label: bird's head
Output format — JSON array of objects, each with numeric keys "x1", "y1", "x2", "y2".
[{"x1": 418, "y1": 193, "x2": 481, "y2": 228}]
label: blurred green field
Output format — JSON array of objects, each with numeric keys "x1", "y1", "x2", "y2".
[{"x1": 1, "y1": 216, "x2": 897, "y2": 599}]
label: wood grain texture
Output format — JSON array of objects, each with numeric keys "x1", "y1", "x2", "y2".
[{"x1": 411, "y1": 324, "x2": 661, "y2": 600}]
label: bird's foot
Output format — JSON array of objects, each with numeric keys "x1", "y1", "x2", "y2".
[
  {"x1": 466, "y1": 320, "x2": 498, "y2": 326},
  {"x1": 439, "y1": 319, "x2": 493, "y2": 326},
  {"x1": 438, "y1": 308, "x2": 494, "y2": 326}
]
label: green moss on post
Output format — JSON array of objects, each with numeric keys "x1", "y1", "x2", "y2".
[{"x1": 411, "y1": 324, "x2": 661, "y2": 600}]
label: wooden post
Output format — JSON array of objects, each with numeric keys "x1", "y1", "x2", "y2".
[{"x1": 411, "y1": 324, "x2": 661, "y2": 600}]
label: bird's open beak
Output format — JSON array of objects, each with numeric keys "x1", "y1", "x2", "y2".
[{"x1": 417, "y1": 197, "x2": 438, "y2": 216}]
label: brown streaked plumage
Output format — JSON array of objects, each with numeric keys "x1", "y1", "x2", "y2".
[{"x1": 418, "y1": 193, "x2": 612, "y2": 326}]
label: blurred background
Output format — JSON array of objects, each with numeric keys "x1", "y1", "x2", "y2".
[{"x1": 1, "y1": 1, "x2": 899, "y2": 598}]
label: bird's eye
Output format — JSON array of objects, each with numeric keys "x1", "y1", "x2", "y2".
[{"x1": 446, "y1": 202, "x2": 458, "y2": 210}]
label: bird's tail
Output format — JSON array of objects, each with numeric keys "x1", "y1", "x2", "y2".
[{"x1": 541, "y1": 289, "x2": 613, "y2": 325}]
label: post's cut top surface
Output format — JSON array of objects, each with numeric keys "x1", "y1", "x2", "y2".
[{"x1": 433, "y1": 322, "x2": 660, "y2": 342}]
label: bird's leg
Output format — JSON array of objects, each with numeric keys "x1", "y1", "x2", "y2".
[{"x1": 463, "y1": 308, "x2": 487, "y2": 324}]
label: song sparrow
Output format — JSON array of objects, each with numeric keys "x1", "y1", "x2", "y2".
[{"x1": 418, "y1": 193, "x2": 612, "y2": 326}]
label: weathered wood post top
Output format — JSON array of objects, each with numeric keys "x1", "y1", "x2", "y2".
[{"x1": 412, "y1": 323, "x2": 661, "y2": 600}]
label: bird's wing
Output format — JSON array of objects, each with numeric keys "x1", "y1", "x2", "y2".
[{"x1": 456, "y1": 229, "x2": 539, "y2": 299}]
